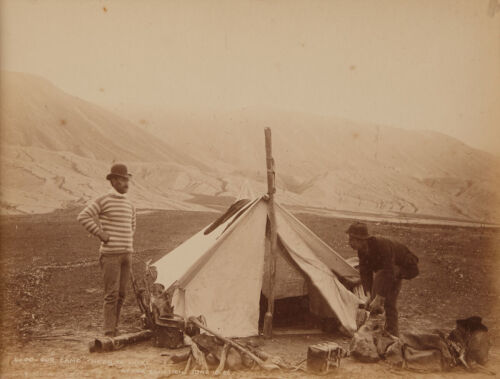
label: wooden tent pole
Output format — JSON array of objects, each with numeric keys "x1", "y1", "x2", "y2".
[{"x1": 263, "y1": 127, "x2": 277, "y2": 339}]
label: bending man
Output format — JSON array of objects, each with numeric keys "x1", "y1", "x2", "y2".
[{"x1": 346, "y1": 222, "x2": 419, "y2": 336}]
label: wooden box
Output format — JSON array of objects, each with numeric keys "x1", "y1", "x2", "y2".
[{"x1": 307, "y1": 341, "x2": 345, "y2": 373}]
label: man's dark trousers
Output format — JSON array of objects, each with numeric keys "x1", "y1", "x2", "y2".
[
  {"x1": 99, "y1": 253, "x2": 131, "y2": 335},
  {"x1": 373, "y1": 270, "x2": 402, "y2": 336}
]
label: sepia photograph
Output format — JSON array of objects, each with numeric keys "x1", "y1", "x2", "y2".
[{"x1": 1, "y1": 0, "x2": 499, "y2": 377}]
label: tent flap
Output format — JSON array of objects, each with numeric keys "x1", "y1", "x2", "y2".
[
  {"x1": 275, "y1": 205, "x2": 363, "y2": 333},
  {"x1": 276, "y1": 202, "x2": 360, "y2": 284}
]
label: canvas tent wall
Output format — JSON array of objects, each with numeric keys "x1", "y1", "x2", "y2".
[{"x1": 153, "y1": 197, "x2": 364, "y2": 338}]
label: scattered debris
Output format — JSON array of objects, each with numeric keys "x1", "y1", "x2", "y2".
[{"x1": 349, "y1": 314, "x2": 493, "y2": 373}]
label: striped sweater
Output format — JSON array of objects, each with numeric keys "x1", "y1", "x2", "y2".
[{"x1": 77, "y1": 190, "x2": 136, "y2": 254}]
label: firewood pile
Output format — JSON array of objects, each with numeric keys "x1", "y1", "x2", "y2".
[{"x1": 164, "y1": 317, "x2": 288, "y2": 375}]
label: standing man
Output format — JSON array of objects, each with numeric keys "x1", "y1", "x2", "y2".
[
  {"x1": 77, "y1": 163, "x2": 136, "y2": 337},
  {"x1": 346, "y1": 222, "x2": 419, "y2": 336}
]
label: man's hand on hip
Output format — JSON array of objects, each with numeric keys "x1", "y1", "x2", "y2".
[{"x1": 97, "y1": 231, "x2": 110, "y2": 243}]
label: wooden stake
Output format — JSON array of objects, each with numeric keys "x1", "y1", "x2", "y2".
[
  {"x1": 214, "y1": 343, "x2": 230, "y2": 376},
  {"x1": 263, "y1": 127, "x2": 278, "y2": 339},
  {"x1": 183, "y1": 355, "x2": 193, "y2": 375},
  {"x1": 184, "y1": 335, "x2": 209, "y2": 372}
]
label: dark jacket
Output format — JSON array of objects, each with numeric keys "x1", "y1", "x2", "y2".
[{"x1": 358, "y1": 237, "x2": 418, "y2": 297}]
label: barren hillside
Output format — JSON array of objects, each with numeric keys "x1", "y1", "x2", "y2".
[
  {"x1": 133, "y1": 108, "x2": 500, "y2": 223},
  {"x1": 0, "y1": 72, "x2": 221, "y2": 214},
  {"x1": 1, "y1": 71, "x2": 499, "y2": 223}
]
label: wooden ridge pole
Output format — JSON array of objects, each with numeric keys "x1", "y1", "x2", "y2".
[{"x1": 263, "y1": 127, "x2": 277, "y2": 339}]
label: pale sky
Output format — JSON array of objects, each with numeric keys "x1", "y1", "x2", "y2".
[{"x1": 1, "y1": 0, "x2": 499, "y2": 154}]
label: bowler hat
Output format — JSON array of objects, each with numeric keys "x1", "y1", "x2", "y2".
[
  {"x1": 106, "y1": 163, "x2": 132, "y2": 180},
  {"x1": 346, "y1": 222, "x2": 370, "y2": 239}
]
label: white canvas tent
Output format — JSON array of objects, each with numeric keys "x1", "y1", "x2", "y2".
[{"x1": 153, "y1": 196, "x2": 365, "y2": 338}]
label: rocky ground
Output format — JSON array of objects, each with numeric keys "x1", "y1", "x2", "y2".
[{"x1": 1, "y1": 207, "x2": 499, "y2": 378}]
